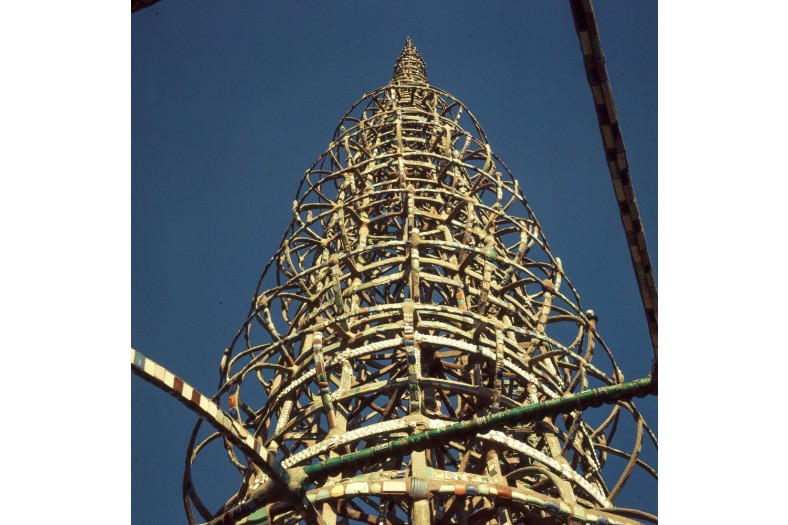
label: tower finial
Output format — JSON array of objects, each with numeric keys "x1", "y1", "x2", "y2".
[{"x1": 392, "y1": 36, "x2": 428, "y2": 85}]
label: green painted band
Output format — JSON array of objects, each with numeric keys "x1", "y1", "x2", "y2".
[{"x1": 302, "y1": 377, "x2": 654, "y2": 478}]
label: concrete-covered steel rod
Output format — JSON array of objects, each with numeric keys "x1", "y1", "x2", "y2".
[
  {"x1": 303, "y1": 376, "x2": 655, "y2": 479},
  {"x1": 130, "y1": 348, "x2": 325, "y2": 525},
  {"x1": 568, "y1": 0, "x2": 658, "y2": 371}
]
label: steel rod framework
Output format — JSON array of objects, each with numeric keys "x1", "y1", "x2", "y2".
[
  {"x1": 132, "y1": 348, "x2": 654, "y2": 525},
  {"x1": 145, "y1": 39, "x2": 660, "y2": 525}
]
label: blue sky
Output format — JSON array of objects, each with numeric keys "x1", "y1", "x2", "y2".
[{"x1": 132, "y1": 2, "x2": 657, "y2": 522}]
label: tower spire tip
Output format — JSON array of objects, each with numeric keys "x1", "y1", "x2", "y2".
[{"x1": 392, "y1": 37, "x2": 427, "y2": 85}]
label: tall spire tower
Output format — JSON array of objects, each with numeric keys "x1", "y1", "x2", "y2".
[{"x1": 136, "y1": 39, "x2": 656, "y2": 525}]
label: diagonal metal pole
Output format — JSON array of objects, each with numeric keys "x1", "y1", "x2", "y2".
[
  {"x1": 130, "y1": 349, "x2": 324, "y2": 525},
  {"x1": 568, "y1": 0, "x2": 658, "y2": 375},
  {"x1": 302, "y1": 376, "x2": 655, "y2": 480}
]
